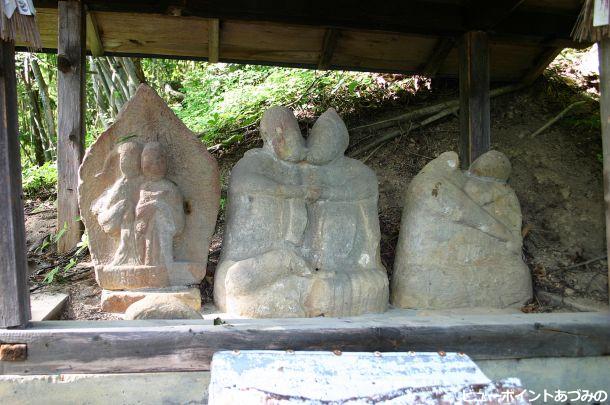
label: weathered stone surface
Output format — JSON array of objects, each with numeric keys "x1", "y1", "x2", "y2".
[
  {"x1": 391, "y1": 150, "x2": 532, "y2": 309},
  {"x1": 79, "y1": 84, "x2": 220, "y2": 291},
  {"x1": 124, "y1": 295, "x2": 203, "y2": 320},
  {"x1": 101, "y1": 287, "x2": 201, "y2": 313},
  {"x1": 215, "y1": 107, "x2": 388, "y2": 318}
]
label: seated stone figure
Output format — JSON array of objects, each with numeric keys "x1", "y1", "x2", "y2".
[
  {"x1": 391, "y1": 150, "x2": 533, "y2": 309},
  {"x1": 215, "y1": 107, "x2": 388, "y2": 317},
  {"x1": 300, "y1": 109, "x2": 389, "y2": 316}
]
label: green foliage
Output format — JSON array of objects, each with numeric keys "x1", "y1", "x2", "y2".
[
  {"x1": 17, "y1": 56, "x2": 420, "y2": 195},
  {"x1": 162, "y1": 63, "x2": 418, "y2": 144},
  {"x1": 44, "y1": 233, "x2": 89, "y2": 284},
  {"x1": 22, "y1": 161, "x2": 57, "y2": 196}
]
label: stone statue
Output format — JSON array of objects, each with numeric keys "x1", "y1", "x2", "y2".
[
  {"x1": 214, "y1": 106, "x2": 388, "y2": 318},
  {"x1": 79, "y1": 84, "x2": 220, "y2": 315},
  {"x1": 135, "y1": 142, "x2": 185, "y2": 266},
  {"x1": 92, "y1": 140, "x2": 186, "y2": 271},
  {"x1": 391, "y1": 150, "x2": 533, "y2": 309},
  {"x1": 91, "y1": 141, "x2": 143, "y2": 268}
]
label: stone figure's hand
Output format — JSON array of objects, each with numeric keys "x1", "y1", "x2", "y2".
[
  {"x1": 135, "y1": 201, "x2": 155, "y2": 218},
  {"x1": 305, "y1": 186, "x2": 322, "y2": 202},
  {"x1": 318, "y1": 186, "x2": 332, "y2": 200},
  {"x1": 287, "y1": 250, "x2": 314, "y2": 277},
  {"x1": 279, "y1": 185, "x2": 305, "y2": 199}
]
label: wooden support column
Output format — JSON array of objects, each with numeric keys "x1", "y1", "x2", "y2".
[
  {"x1": 208, "y1": 19, "x2": 220, "y2": 63},
  {"x1": 57, "y1": 0, "x2": 86, "y2": 253},
  {"x1": 0, "y1": 41, "x2": 30, "y2": 328},
  {"x1": 598, "y1": 38, "x2": 610, "y2": 306},
  {"x1": 458, "y1": 31, "x2": 490, "y2": 169}
]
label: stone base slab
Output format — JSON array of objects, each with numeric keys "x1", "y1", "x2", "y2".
[
  {"x1": 101, "y1": 287, "x2": 201, "y2": 313},
  {"x1": 95, "y1": 261, "x2": 205, "y2": 290}
]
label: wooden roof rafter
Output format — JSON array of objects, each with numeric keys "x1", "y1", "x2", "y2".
[{"x1": 24, "y1": 0, "x2": 587, "y2": 82}]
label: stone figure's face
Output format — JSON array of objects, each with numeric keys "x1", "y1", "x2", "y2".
[
  {"x1": 306, "y1": 108, "x2": 349, "y2": 165},
  {"x1": 117, "y1": 141, "x2": 142, "y2": 178},
  {"x1": 260, "y1": 106, "x2": 306, "y2": 162},
  {"x1": 468, "y1": 150, "x2": 511, "y2": 181},
  {"x1": 141, "y1": 142, "x2": 167, "y2": 180}
]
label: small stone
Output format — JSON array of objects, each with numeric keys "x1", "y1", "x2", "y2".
[
  {"x1": 101, "y1": 287, "x2": 201, "y2": 313},
  {"x1": 124, "y1": 295, "x2": 203, "y2": 320}
]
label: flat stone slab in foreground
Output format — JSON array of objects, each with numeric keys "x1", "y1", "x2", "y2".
[{"x1": 208, "y1": 350, "x2": 526, "y2": 404}]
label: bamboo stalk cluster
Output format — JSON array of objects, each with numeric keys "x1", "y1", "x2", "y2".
[{"x1": 18, "y1": 54, "x2": 144, "y2": 167}]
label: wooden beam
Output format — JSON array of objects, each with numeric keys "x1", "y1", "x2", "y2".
[
  {"x1": 521, "y1": 46, "x2": 562, "y2": 85},
  {"x1": 318, "y1": 28, "x2": 339, "y2": 70},
  {"x1": 420, "y1": 37, "x2": 455, "y2": 77},
  {"x1": 599, "y1": 38, "x2": 610, "y2": 307},
  {"x1": 33, "y1": 0, "x2": 581, "y2": 43},
  {"x1": 57, "y1": 0, "x2": 86, "y2": 253},
  {"x1": 466, "y1": 0, "x2": 526, "y2": 30},
  {"x1": 207, "y1": 18, "x2": 219, "y2": 63},
  {"x1": 458, "y1": 31, "x2": 490, "y2": 169},
  {"x1": 0, "y1": 312, "x2": 608, "y2": 375},
  {"x1": 0, "y1": 41, "x2": 30, "y2": 329},
  {"x1": 85, "y1": 9, "x2": 104, "y2": 57}
]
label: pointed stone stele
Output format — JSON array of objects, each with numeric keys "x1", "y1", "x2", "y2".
[
  {"x1": 391, "y1": 150, "x2": 533, "y2": 309},
  {"x1": 79, "y1": 84, "x2": 220, "y2": 314}
]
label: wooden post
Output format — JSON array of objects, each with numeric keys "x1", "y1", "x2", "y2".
[
  {"x1": 0, "y1": 40, "x2": 30, "y2": 328},
  {"x1": 458, "y1": 31, "x2": 490, "y2": 169},
  {"x1": 599, "y1": 38, "x2": 610, "y2": 306},
  {"x1": 208, "y1": 19, "x2": 220, "y2": 63},
  {"x1": 57, "y1": 0, "x2": 86, "y2": 253}
]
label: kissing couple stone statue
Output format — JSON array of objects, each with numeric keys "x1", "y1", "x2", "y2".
[
  {"x1": 214, "y1": 106, "x2": 389, "y2": 318},
  {"x1": 79, "y1": 85, "x2": 220, "y2": 315}
]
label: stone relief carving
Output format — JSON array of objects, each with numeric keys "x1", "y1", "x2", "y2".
[
  {"x1": 214, "y1": 106, "x2": 389, "y2": 318},
  {"x1": 91, "y1": 141, "x2": 185, "y2": 270},
  {"x1": 391, "y1": 150, "x2": 533, "y2": 309},
  {"x1": 79, "y1": 85, "x2": 220, "y2": 314}
]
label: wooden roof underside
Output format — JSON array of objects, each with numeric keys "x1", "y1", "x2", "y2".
[{"x1": 28, "y1": 0, "x2": 589, "y2": 81}]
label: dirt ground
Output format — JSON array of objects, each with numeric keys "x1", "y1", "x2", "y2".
[{"x1": 25, "y1": 59, "x2": 608, "y2": 319}]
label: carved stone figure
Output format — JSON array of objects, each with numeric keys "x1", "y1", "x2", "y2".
[
  {"x1": 135, "y1": 142, "x2": 185, "y2": 266},
  {"x1": 214, "y1": 106, "x2": 388, "y2": 318},
  {"x1": 391, "y1": 150, "x2": 533, "y2": 309},
  {"x1": 79, "y1": 84, "x2": 220, "y2": 313}
]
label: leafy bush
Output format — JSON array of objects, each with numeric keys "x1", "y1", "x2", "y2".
[
  {"x1": 22, "y1": 161, "x2": 57, "y2": 196},
  {"x1": 167, "y1": 63, "x2": 420, "y2": 144}
]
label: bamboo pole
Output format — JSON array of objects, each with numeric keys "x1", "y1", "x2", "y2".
[{"x1": 30, "y1": 57, "x2": 57, "y2": 148}]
